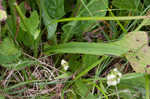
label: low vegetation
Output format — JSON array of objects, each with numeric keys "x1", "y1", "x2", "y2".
[{"x1": 0, "y1": 0, "x2": 150, "y2": 99}]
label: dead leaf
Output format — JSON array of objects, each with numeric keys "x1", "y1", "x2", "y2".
[
  {"x1": 121, "y1": 31, "x2": 148, "y2": 50},
  {"x1": 125, "y1": 31, "x2": 150, "y2": 73}
]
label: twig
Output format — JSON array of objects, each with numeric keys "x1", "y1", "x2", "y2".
[
  {"x1": 115, "y1": 85, "x2": 120, "y2": 99},
  {"x1": 2, "y1": 70, "x2": 15, "y2": 86},
  {"x1": 23, "y1": 52, "x2": 64, "y2": 73},
  {"x1": 0, "y1": 0, "x2": 3, "y2": 9}
]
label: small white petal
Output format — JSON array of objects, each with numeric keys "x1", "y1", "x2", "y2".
[
  {"x1": 61, "y1": 59, "x2": 67, "y2": 65},
  {"x1": 107, "y1": 81, "x2": 111, "y2": 86},
  {"x1": 107, "y1": 74, "x2": 116, "y2": 80},
  {"x1": 107, "y1": 68, "x2": 122, "y2": 86},
  {"x1": 107, "y1": 80, "x2": 117, "y2": 86},
  {"x1": 117, "y1": 78, "x2": 120, "y2": 83},
  {"x1": 64, "y1": 65, "x2": 69, "y2": 71},
  {"x1": 113, "y1": 68, "x2": 118, "y2": 72},
  {"x1": 0, "y1": 10, "x2": 7, "y2": 21},
  {"x1": 118, "y1": 72, "x2": 122, "y2": 77},
  {"x1": 111, "y1": 80, "x2": 117, "y2": 86}
]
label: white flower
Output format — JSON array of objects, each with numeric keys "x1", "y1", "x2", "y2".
[
  {"x1": 61, "y1": 59, "x2": 67, "y2": 66},
  {"x1": 106, "y1": 68, "x2": 122, "y2": 86},
  {"x1": 113, "y1": 68, "x2": 118, "y2": 72},
  {"x1": 107, "y1": 80, "x2": 117, "y2": 86},
  {"x1": 117, "y1": 72, "x2": 122, "y2": 78},
  {"x1": 0, "y1": 9, "x2": 7, "y2": 21},
  {"x1": 117, "y1": 79, "x2": 120, "y2": 83},
  {"x1": 64, "y1": 65, "x2": 69, "y2": 71},
  {"x1": 107, "y1": 74, "x2": 116, "y2": 80},
  {"x1": 61, "y1": 59, "x2": 69, "y2": 71}
]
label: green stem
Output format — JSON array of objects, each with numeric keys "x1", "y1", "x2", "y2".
[
  {"x1": 145, "y1": 73, "x2": 150, "y2": 99},
  {"x1": 56, "y1": 16, "x2": 150, "y2": 23},
  {"x1": 115, "y1": 85, "x2": 120, "y2": 99},
  {"x1": 94, "y1": 84, "x2": 108, "y2": 99},
  {"x1": 14, "y1": 3, "x2": 30, "y2": 34},
  {"x1": 74, "y1": 56, "x2": 107, "y2": 81},
  {"x1": 135, "y1": 19, "x2": 147, "y2": 31},
  {"x1": 80, "y1": 0, "x2": 110, "y2": 40},
  {"x1": 80, "y1": 0, "x2": 93, "y2": 16},
  {"x1": 107, "y1": 7, "x2": 127, "y2": 35}
]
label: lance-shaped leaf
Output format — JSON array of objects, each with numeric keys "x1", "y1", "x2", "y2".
[
  {"x1": 44, "y1": 31, "x2": 147, "y2": 56},
  {"x1": 44, "y1": 41, "x2": 128, "y2": 56},
  {"x1": 45, "y1": 31, "x2": 150, "y2": 73}
]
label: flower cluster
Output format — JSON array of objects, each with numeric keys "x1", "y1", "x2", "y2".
[
  {"x1": 107, "y1": 68, "x2": 122, "y2": 86},
  {"x1": 61, "y1": 59, "x2": 69, "y2": 71},
  {"x1": 0, "y1": 9, "x2": 7, "y2": 21}
]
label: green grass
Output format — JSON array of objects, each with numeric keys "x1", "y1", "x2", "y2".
[{"x1": 0, "y1": 0, "x2": 150, "y2": 99}]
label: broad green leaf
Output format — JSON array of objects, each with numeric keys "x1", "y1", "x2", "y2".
[
  {"x1": 69, "y1": 55, "x2": 82, "y2": 72},
  {"x1": 17, "y1": 29, "x2": 36, "y2": 47},
  {"x1": 112, "y1": 0, "x2": 140, "y2": 11},
  {"x1": 42, "y1": 0, "x2": 65, "y2": 18},
  {"x1": 64, "y1": 0, "x2": 74, "y2": 13},
  {"x1": 40, "y1": 0, "x2": 57, "y2": 40},
  {"x1": 144, "y1": 0, "x2": 150, "y2": 6},
  {"x1": 0, "y1": 96, "x2": 5, "y2": 99},
  {"x1": 40, "y1": 0, "x2": 65, "y2": 39},
  {"x1": 18, "y1": 10, "x2": 40, "y2": 49},
  {"x1": 120, "y1": 73, "x2": 145, "y2": 88},
  {"x1": 75, "y1": 80, "x2": 89, "y2": 97},
  {"x1": 42, "y1": 13, "x2": 57, "y2": 40},
  {"x1": 62, "y1": 0, "x2": 108, "y2": 42},
  {"x1": 20, "y1": 11, "x2": 40, "y2": 40},
  {"x1": 82, "y1": 55, "x2": 99, "y2": 70},
  {"x1": 118, "y1": 73, "x2": 147, "y2": 98},
  {"x1": 79, "y1": 0, "x2": 108, "y2": 17},
  {"x1": 74, "y1": 80, "x2": 96, "y2": 98},
  {"x1": 2, "y1": 59, "x2": 36, "y2": 70},
  {"x1": 0, "y1": 38, "x2": 21, "y2": 64}
]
